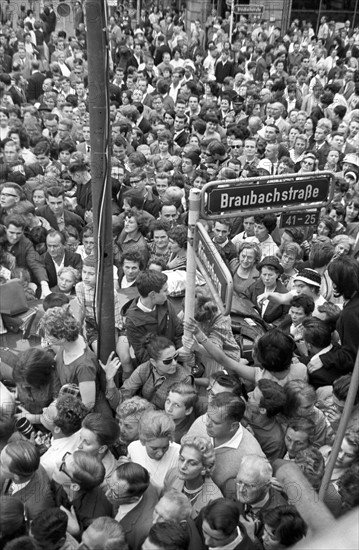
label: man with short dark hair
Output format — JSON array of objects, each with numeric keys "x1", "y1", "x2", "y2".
[
  {"x1": 125, "y1": 270, "x2": 183, "y2": 364},
  {"x1": 212, "y1": 220, "x2": 237, "y2": 266},
  {"x1": 36, "y1": 186, "x2": 84, "y2": 233},
  {"x1": 31, "y1": 508, "x2": 78, "y2": 550},
  {"x1": 105, "y1": 462, "x2": 158, "y2": 550},
  {"x1": 4, "y1": 214, "x2": 51, "y2": 296},
  {"x1": 199, "y1": 498, "x2": 256, "y2": 550},
  {"x1": 188, "y1": 393, "x2": 264, "y2": 498},
  {"x1": 142, "y1": 521, "x2": 190, "y2": 550},
  {"x1": 0, "y1": 440, "x2": 54, "y2": 520}
]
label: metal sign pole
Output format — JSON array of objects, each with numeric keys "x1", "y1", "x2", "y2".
[
  {"x1": 85, "y1": 0, "x2": 116, "y2": 362},
  {"x1": 183, "y1": 189, "x2": 201, "y2": 350},
  {"x1": 229, "y1": 0, "x2": 234, "y2": 44},
  {"x1": 319, "y1": 348, "x2": 359, "y2": 500}
]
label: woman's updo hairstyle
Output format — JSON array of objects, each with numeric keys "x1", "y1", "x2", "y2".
[{"x1": 141, "y1": 334, "x2": 175, "y2": 362}]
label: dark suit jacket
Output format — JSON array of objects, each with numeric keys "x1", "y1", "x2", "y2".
[
  {"x1": 215, "y1": 60, "x2": 236, "y2": 83},
  {"x1": 245, "y1": 279, "x2": 289, "y2": 325},
  {"x1": 1, "y1": 466, "x2": 55, "y2": 520},
  {"x1": 119, "y1": 484, "x2": 159, "y2": 550},
  {"x1": 311, "y1": 141, "x2": 331, "y2": 170},
  {"x1": 0, "y1": 53, "x2": 12, "y2": 73},
  {"x1": 36, "y1": 205, "x2": 84, "y2": 234},
  {"x1": 6, "y1": 235, "x2": 48, "y2": 285},
  {"x1": 44, "y1": 249, "x2": 82, "y2": 288},
  {"x1": 173, "y1": 129, "x2": 189, "y2": 148},
  {"x1": 26, "y1": 71, "x2": 46, "y2": 102}
]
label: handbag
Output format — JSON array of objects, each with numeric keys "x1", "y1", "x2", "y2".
[{"x1": 0, "y1": 280, "x2": 28, "y2": 315}]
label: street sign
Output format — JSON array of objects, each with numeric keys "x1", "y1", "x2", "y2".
[
  {"x1": 281, "y1": 210, "x2": 320, "y2": 228},
  {"x1": 195, "y1": 222, "x2": 233, "y2": 315},
  {"x1": 201, "y1": 172, "x2": 334, "y2": 220},
  {"x1": 233, "y1": 4, "x2": 264, "y2": 15}
]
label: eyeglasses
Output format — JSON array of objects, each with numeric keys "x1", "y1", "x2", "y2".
[
  {"x1": 161, "y1": 352, "x2": 179, "y2": 365},
  {"x1": 105, "y1": 479, "x2": 121, "y2": 500},
  {"x1": 59, "y1": 451, "x2": 73, "y2": 480},
  {"x1": 236, "y1": 479, "x2": 265, "y2": 491}
]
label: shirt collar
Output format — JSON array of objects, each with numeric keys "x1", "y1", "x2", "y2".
[
  {"x1": 214, "y1": 424, "x2": 243, "y2": 449},
  {"x1": 311, "y1": 343, "x2": 333, "y2": 363},
  {"x1": 138, "y1": 298, "x2": 155, "y2": 312},
  {"x1": 209, "y1": 527, "x2": 243, "y2": 550}
]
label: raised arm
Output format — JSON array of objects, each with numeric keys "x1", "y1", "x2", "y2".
[{"x1": 184, "y1": 320, "x2": 256, "y2": 383}]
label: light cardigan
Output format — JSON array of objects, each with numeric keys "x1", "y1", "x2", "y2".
[{"x1": 163, "y1": 468, "x2": 223, "y2": 519}]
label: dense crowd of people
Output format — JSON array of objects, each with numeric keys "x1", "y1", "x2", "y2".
[{"x1": 0, "y1": 1, "x2": 359, "y2": 550}]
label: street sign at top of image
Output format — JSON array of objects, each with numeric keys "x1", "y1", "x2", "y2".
[
  {"x1": 233, "y1": 4, "x2": 265, "y2": 15},
  {"x1": 200, "y1": 172, "x2": 334, "y2": 220}
]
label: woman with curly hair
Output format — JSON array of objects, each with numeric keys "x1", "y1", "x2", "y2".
[
  {"x1": 166, "y1": 225, "x2": 188, "y2": 270},
  {"x1": 39, "y1": 306, "x2": 108, "y2": 413},
  {"x1": 116, "y1": 208, "x2": 150, "y2": 266},
  {"x1": 40, "y1": 394, "x2": 88, "y2": 479},
  {"x1": 163, "y1": 434, "x2": 223, "y2": 518}
]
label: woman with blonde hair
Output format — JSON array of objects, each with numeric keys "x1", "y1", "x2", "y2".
[
  {"x1": 127, "y1": 410, "x2": 180, "y2": 490},
  {"x1": 163, "y1": 434, "x2": 223, "y2": 518}
]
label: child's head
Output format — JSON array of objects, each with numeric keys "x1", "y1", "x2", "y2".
[
  {"x1": 289, "y1": 295, "x2": 315, "y2": 326},
  {"x1": 82, "y1": 255, "x2": 97, "y2": 288},
  {"x1": 81, "y1": 225, "x2": 95, "y2": 257},
  {"x1": 164, "y1": 383, "x2": 198, "y2": 423}
]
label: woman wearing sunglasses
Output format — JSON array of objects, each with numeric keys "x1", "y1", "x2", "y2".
[{"x1": 103, "y1": 335, "x2": 193, "y2": 411}]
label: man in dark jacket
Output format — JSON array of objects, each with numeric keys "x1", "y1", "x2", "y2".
[
  {"x1": 45, "y1": 229, "x2": 82, "y2": 288},
  {"x1": 36, "y1": 186, "x2": 84, "y2": 233},
  {"x1": 125, "y1": 270, "x2": 183, "y2": 364},
  {"x1": 4, "y1": 214, "x2": 51, "y2": 297},
  {"x1": 0, "y1": 440, "x2": 55, "y2": 521},
  {"x1": 26, "y1": 60, "x2": 46, "y2": 102},
  {"x1": 215, "y1": 50, "x2": 236, "y2": 84}
]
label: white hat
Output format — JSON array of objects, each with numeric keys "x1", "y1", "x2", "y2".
[
  {"x1": 257, "y1": 159, "x2": 272, "y2": 173},
  {"x1": 343, "y1": 154, "x2": 359, "y2": 168}
]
